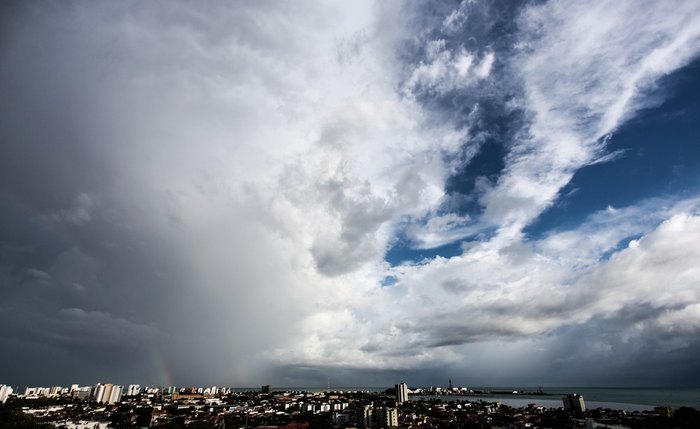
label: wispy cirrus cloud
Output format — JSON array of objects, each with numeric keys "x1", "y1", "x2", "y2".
[
  {"x1": 404, "y1": 39, "x2": 495, "y2": 96},
  {"x1": 480, "y1": 0, "x2": 700, "y2": 236}
]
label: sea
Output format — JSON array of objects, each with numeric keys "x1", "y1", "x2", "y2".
[{"x1": 255, "y1": 386, "x2": 700, "y2": 412}]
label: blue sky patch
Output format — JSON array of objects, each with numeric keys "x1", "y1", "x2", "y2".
[{"x1": 385, "y1": 238, "x2": 464, "y2": 266}]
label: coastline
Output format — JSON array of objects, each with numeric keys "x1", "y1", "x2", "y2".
[{"x1": 264, "y1": 386, "x2": 699, "y2": 410}]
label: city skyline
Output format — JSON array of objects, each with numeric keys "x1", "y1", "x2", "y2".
[{"x1": 2, "y1": 1, "x2": 700, "y2": 388}]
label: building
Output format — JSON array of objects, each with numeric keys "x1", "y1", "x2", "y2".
[
  {"x1": 106, "y1": 385, "x2": 123, "y2": 404},
  {"x1": 356, "y1": 405, "x2": 373, "y2": 429},
  {"x1": 92, "y1": 384, "x2": 105, "y2": 402},
  {"x1": 354, "y1": 404, "x2": 399, "y2": 429},
  {"x1": 93, "y1": 383, "x2": 123, "y2": 404},
  {"x1": 315, "y1": 403, "x2": 330, "y2": 413},
  {"x1": 375, "y1": 406, "x2": 398, "y2": 428},
  {"x1": 72, "y1": 387, "x2": 92, "y2": 401},
  {"x1": 395, "y1": 382, "x2": 408, "y2": 404},
  {"x1": 127, "y1": 384, "x2": 141, "y2": 396},
  {"x1": 24, "y1": 387, "x2": 50, "y2": 397},
  {"x1": 0, "y1": 384, "x2": 13, "y2": 403},
  {"x1": 563, "y1": 393, "x2": 586, "y2": 412},
  {"x1": 332, "y1": 412, "x2": 353, "y2": 425},
  {"x1": 261, "y1": 384, "x2": 271, "y2": 393}
]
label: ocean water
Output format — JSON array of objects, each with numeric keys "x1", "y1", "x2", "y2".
[
  {"x1": 412, "y1": 396, "x2": 652, "y2": 412},
  {"x1": 255, "y1": 386, "x2": 699, "y2": 411},
  {"x1": 413, "y1": 387, "x2": 700, "y2": 411}
]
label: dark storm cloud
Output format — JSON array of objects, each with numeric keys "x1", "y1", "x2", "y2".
[
  {"x1": 0, "y1": 1, "x2": 270, "y2": 385},
  {"x1": 537, "y1": 316, "x2": 700, "y2": 387},
  {"x1": 1, "y1": 0, "x2": 430, "y2": 387}
]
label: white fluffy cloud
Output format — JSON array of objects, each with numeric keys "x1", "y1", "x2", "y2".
[
  {"x1": 2, "y1": 0, "x2": 700, "y2": 385},
  {"x1": 275, "y1": 0, "x2": 700, "y2": 372},
  {"x1": 282, "y1": 197, "x2": 700, "y2": 371}
]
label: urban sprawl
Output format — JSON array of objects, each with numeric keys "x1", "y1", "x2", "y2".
[{"x1": 0, "y1": 382, "x2": 697, "y2": 428}]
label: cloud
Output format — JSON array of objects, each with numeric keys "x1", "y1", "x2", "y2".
[
  {"x1": 405, "y1": 213, "x2": 472, "y2": 249},
  {"x1": 55, "y1": 308, "x2": 159, "y2": 346},
  {"x1": 480, "y1": 0, "x2": 700, "y2": 234},
  {"x1": 48, "y1": 193, "x2": 98, "y2": 226},
  {"x1": 0, "y1": 0, "x2": 470, "y2": 385},
  {"x1": 1, "y1": 0, "x2": 699, "y2": 387},
  {"x1": 23, "y1": 268, "x2": 51, "y2": 285},
  {"x1": 442, "y1": 0, "x2": 474, "y2": 33},
  {"x1": 390, "y1": 0, "x2": 700, "y2": 252},
  {"x1": 404, "y1": 39, "x2": 495, "y2": 95},
  {"x1": 276, "y1": 194, "x2": 700, "y2": 377}
]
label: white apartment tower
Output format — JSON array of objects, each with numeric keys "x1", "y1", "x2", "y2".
[
  {"x1": 376, "y1": 407, "x2": 398, "y2": 428},
  {"x1": 395, "y1": 382, "x2": 408, "y2": 404},
  {"x1": 356, "y1": 405, "x2": 373, "y2": 429},
  {"x1": 107, "y1": 385, "x2": 123, "y2": 404},
  {"x1": 93, "y1": 383, "x2": 123, "y2": 404},
  {"x1": 0, "y1": 384, "x2": 12, "y2": 403}
]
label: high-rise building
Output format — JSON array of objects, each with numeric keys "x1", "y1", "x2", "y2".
[
  {"x1": 93, "y1": 383, "x2": 123, "y2": 404},
  {"x1": 127, "y1": 384, "x2": 141, "y2": 396},
  {"x1": 0, "y1": 385, "x2": 13, "y2": 403},
  {"x1": 107, "y1": 385, "x2": 123, "y2": 404},
  {"x1": 93, "y1": 384, "x2": 105, "y2": 402},
  {"x1": 355, "y1": 405, "x2": 398, "y2": 429},
  {"x1": 356, "y1": 405, "x2": 373, "y2": 429},
  {"x1": 375, "y1": 406, "x2": 398, "y2": 428},
  {"x1": 563, "y1": 393, "x2": 586, "y2": 412},
  {"x1": 395, "y1": 382, "x2": 408, "y2": 404}
]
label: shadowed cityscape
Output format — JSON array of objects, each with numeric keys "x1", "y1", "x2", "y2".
[{"x1": 1, "y1": 381, "x2": 699, "y2": 428}]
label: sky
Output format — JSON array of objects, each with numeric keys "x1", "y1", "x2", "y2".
[{"x1": 1, "y1": 0, "x2": 700, "y2": 389}]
